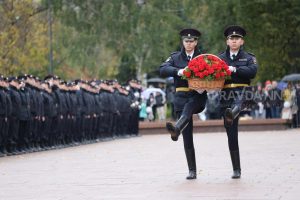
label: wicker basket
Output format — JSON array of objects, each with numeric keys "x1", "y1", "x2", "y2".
[{"x1": 188, "y1": 78, "x2": 225, "y2": 92}]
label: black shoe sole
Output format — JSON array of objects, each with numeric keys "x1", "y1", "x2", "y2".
[
  {"x1": 231, "y1": 170, "x2": 241, "y2": 179},
  {"x1": 186, "y1": 172, "x2": 197, "y2": 179},
  {"x1": 186, "y1": 176, "x2": 197, "y2": 180},
  {"x1": 166, "y1": 122, "x2": 178, "y2": 141}
]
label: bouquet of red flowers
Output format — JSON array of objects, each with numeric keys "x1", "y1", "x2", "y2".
[
  {"x1": 182, "y1": 54, "x2": 231, "y2": 92},
  {"x1": 183, "y1": 54, "x2": 231, "y2": 80}
]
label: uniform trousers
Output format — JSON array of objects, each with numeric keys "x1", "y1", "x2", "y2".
[
  {"x1": 174, "y1": 91, "x2": 206, "y2": 150},
  {"x1": 220, "y1": 88, "x2": 246, "y2": 151}
]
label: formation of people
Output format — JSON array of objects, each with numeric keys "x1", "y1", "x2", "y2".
[
  {"x1": 0, "y1": 75, "x2": 142, "y2": 157},
  {"x1": 160, "y1": 25, "x2": 257, "y2": 180}
]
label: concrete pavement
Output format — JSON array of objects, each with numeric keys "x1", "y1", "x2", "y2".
[{"x1": 1, "y1": 129, "x2": 300, "y2": 200}]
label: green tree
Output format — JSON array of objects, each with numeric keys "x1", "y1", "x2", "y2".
[
  {"x1": 50, "y1": 0, "x2": 187, "y2": 80},
  {"x1": 0, "y1": 0, "x2": 49, "y2": 76}
]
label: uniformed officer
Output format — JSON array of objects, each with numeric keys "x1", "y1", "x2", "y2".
[
  {"x1": 160, "y1": 28, "x2": 207, "y2": 179},
  {"x1": 8, "y1": 77, "x2": 22, "y2": 155},
  {"x1": 0, "y1": 76, "x2": 12, "y2": 156},
  {"x1": 127, "y1": 79, "x2": 141, "y2": 136},
  {"x1": 17, "y1": 75, "x2": 31, "y2": 152},
  {"x1": 218, "y1": 25, "x2": 258, "y2": 179},
  {"x1": 68, "y1": 82, "x2": 79, "y2": 144},
  {"x1": 41, "y1": 81, "x2": 55, "y2": 149}
]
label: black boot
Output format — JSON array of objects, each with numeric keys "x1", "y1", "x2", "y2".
[
  {"x1": 5, "y1": 144, "x2": 13, "y2": 156},
  {"x1": 0, "y1": 146, "x2": 6, "y2": 157},
  {"x1": 166, "y1": 115, "x2": 189, "y2": 141},
  {"x1": 224, "y1": 106, "x2": 240, "y2": 127},
  {"x1": 0, "y1": 145, "x2": 8, "y2": 156},
  {"x1": 11, "y1": 143, "x2": 20, "y2": 155},
  {"x1": 185, "y1": 148, "x2": 197, "y2": 180},
  {"x1": 17, "y1": 143, "x2": 26, "y2": 154},
  {"x1": 230, "y1": 150, "x2": 241, "y2": 179}
]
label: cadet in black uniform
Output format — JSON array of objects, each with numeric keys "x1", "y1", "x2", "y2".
[
  {"x1": 81, "y1": 81, "x2": 93, "y2": 142},
  {"x1": 34, "y1": 77, "x2": 44, "y2": 150},
  {"x1": 104, "y1": 82, "x2": 116, "y2": 138},
  {"x1": 111, "y1": 80, "x2": 123, "y2": 137},
  {"x1": 18, "y1": 76, "x2": 31, "y2": 152},
  {"x1": 25, "y1": 75, "x2": 37, "y2": 151},
  {"x1": 0, "y1": 77, "x2": 12, "y2": 156},
  {"x1": 8, "y1": 77, "x2": 22, "y2": 155},
  {"x1": 128, "y1": 79, "x2": 141, "y2": 136},
  {"x1": 160, "y1": 28, "x2": 207, "y2": 180},
  {"x1": 68, "y1": 82, "x2": 79, "y2": 144},
  {"x1": 74, "y1": 80, "x2": 84, "y2": 143},
  {"x1": 98, "y1": 81, "x2": 112, "y2": 138},
  {"x1": 41, "y1": 81, "x2": 55, "y2": 149},
  {"x1": 218, "y1": 25, "x2": 258, "y2": 179}
]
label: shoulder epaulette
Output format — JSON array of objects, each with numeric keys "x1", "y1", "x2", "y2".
[{"x1": 248, "y1": 52, "x2": 256, "y2": 57}]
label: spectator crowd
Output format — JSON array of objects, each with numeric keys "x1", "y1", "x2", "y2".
[{"x1": 204, "y1": 80, "x2": 300, "y2": 127}]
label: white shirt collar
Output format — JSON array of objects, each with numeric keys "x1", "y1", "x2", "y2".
[
  {"x1": 186, "y1": 51, "x2": 194, "y2": 58},
  {"x1": 230, "y1": 50, "x2": 238, "y2": 57},
  {"x1": 230, "y1": 50, "x2": 239, "y2": 59}
]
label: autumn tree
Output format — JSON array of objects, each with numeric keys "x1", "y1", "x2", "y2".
[{"x1": 0, "y1": 0, "x2": 49, "y2": 76}]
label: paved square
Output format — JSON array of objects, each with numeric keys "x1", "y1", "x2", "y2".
[{"x1": 1, "y1": 129, "x2": 300, "y2": 200}]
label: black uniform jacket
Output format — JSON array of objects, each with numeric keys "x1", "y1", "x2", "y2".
[
  {"x1": 218, "y1": 48, "x2": 258, "y2": 85},
  {"x1": 9, "y1": 86, "x2": 22, "y2": 118},
  {"x1": 19, "y1": 87, "x2": 31, "y2": 120},
  {"x1": 160, "y1": 47, "x2": 207, "y2": 113},
  {"x1": 160, "y1": 48, "x2": 202, "y2": 88}
]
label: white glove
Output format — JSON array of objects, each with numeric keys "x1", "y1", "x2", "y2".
[
  {"x1": 177, "y1": 69, "x2": 184, "y2": 76},
  {"x1": 177, "y1": 66, "x2": 188, "y2": 76},
  {"x1": 228, "y1": 66, "x2": 236, "y2": 73}
]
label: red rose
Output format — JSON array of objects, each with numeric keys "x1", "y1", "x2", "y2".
[
  {"x1": 208, "y1": 68, "x2": 214, "y2": 74},
  {"x1": 193, "y1": 66, "x2": 200, "y2": 72},
  {"x1": 213, "y1": 57, "x2": 219, "y2": 62},
  {"x1": 206, "y1": 55, "x2": 213, "y2": 60},
  {"x1": 211, "y1": 63, "x2": 218, "y2": 70},
  {"x1": 222, "y1": 62, "x2": 229, "y2": 70},
  {"x1": 199, "y1": 73, "x2": 205, "y2": 78},
  {"x1": 203, "y1": 70, "x2": 209, "y2": 76},
  {"x1": 183, "y1": 70, "x2": 191, "y2": 78},
  {"x1": 226, "y1": 70, "x2": 232, "y2": 76},
  {"x1": 199, "y1": 64, "x2": 205, "y2": 71}
]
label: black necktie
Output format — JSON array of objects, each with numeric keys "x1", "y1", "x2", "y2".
[
  {"x1": 187, "y1": 55, "x2": 191, "y2": 61},
  {"x1": 232, "y1": 54, "x2": 236, "y2": 60}
]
